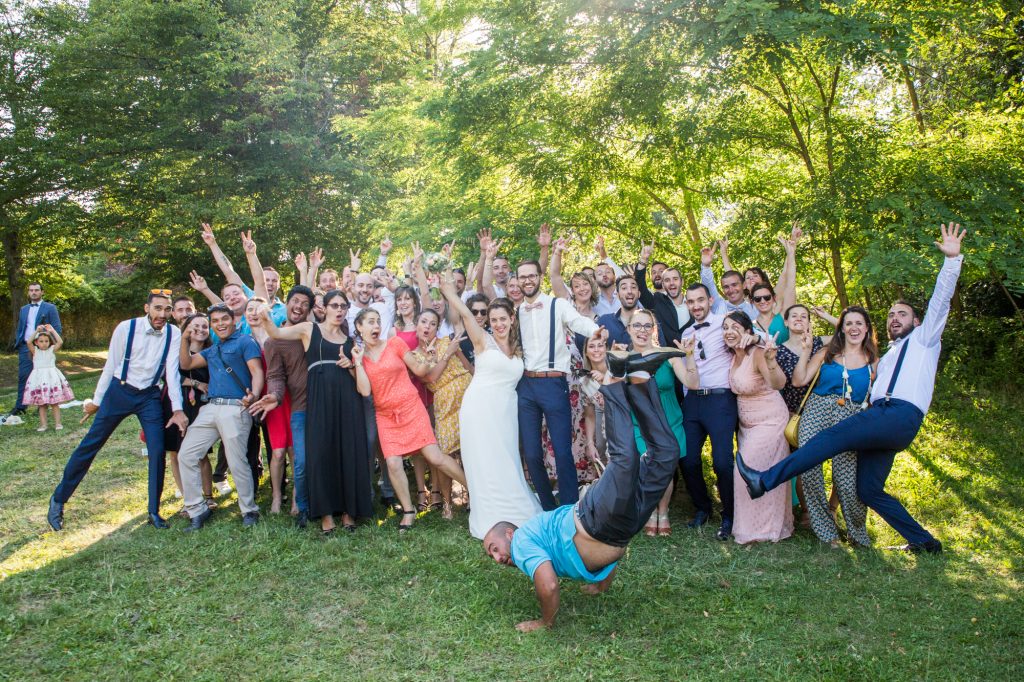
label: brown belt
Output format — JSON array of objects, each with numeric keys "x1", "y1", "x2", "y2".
[{"x1": 523, "y1": 370, "x2": 565, "y2": 378}]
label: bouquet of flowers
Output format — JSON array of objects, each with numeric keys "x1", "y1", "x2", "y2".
[{"x1": 424, "y1": 251, "x2": 451, "y2": 299}]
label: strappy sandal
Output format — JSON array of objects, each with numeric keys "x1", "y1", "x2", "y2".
[
  {"x1": 644, "y1": 512, "x2": 659, "y2": 537},
  {"x1": 430, "y1": 491, "x2": 443, "y2": 511},
  {"x1": 398, "y1": 509, "x2": 416, "y2": 533},
  {"x1": 658, "y1": 511, "x2": 672, "y2": 536},
  {"x1": 416, "y1": 490, "x2": 430, "y2": 513}
]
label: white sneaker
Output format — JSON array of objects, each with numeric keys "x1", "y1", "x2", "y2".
[
  {"x1": 215, "y1": 480, "x2": 232, "y2": 495},
  {"x1": 174, "y1": 489, "x2": 183, "y2": 499}
]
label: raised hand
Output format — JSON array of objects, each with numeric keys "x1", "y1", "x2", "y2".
[
  {"x1": 447, "y1": 331, "x2": 467, "y2": 355},
  {"x1": 763, "y1": 332, "x2": 779, "y2": 363},
  {"x1": 309, "y1": 247, "x2": 324, "y2": 270},
  {"x1": 639, "y1": 241, "x2": 654, "y2": 266},
  {"x1": 935, "y1": 222, "x2": 966, "y2": 258},
  {"x1": 477, "y1": 228, "x2": 492, "y2": 251},
  {"x1": 411, "y1": 241, "x2": 424, "y2": 262},
  {"x1": 537, "y1": 223, "x2": 552, "y2": 248},
  {"x1": 188, "y1": 270, "x2": 207, "y2": 292},
  {"x1": 441, "y1": 240, "x2": 455, "y2": 258},
  {"x1": 700, "y1": 246, "x2": 715, "y2": 267},
  {"x1": 294, "y1": 252, "x2": 308, "y2": 273},
  {"x1": 553, "y1": 236, "x2": 568, "y2": 254},
  {"x1": 621, "y1": 264, "x2": 635, "y2": 277},
  {"x1": 738, "y1": 332, "x2": 760, "y2": 350},
  {"x1": 350, "y1": 345, "x2": 364, "y2": 366},
  {"x1": 594, "y1": 234, "x2": 607, "y2": 259},
  {"x1": 717, "y1": 237, "x2": 729, "y2": 256},
  {"x1": 350, "y1": 248, "x2": 362, "y2": 272},
  {"x1": 790, "y1": 221, "x2": 803, "y2": 243},
  {"x1": 380, "y1": 237, "x2": 393, "y2": 255},
  {"x1": 240, "y1": 230, "x2": 257, "y2": 254},
  {"x1": 800, "y1": 329, "x2": 814, "y2": 352},
  {"x1": 485, "y1": 238, "x2": 503, "y2": 260},
  {"x1": 673, "y1": 337, "x2": 696, "y2": 354},
  {"x1": 336, "y1": 352, "x2": 353, "y2": 369},
  {"x1": 200, "y1": 222, "x2": 217, "y2": 245}
]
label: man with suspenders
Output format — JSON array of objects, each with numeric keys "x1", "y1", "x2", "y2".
[
  {"x1": 48, "y1": 291, "x2": 189, "y2": 531},
  {"x1": 737, "y1": 224, "x2": 966, "y2": 554},
  {"x1": 516, "y1": 259, "x2": 606, "y2": 511}
]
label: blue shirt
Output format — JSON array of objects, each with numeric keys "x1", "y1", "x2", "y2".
[
  {"x1": 814, "y1": 362, "x2": 871, "y2": 403},
  {"x1": 597, "y1": 312, "x2": 631, "y2": 347},
  {"x1": 511, "y1": 505, "x2": 617, "y2": 584},
  {"x1": 201, "y1": 331, "x2": 262, "y2": 399}
]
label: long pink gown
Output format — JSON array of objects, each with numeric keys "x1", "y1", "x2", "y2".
[{"x1": 730, "y1": 352, "x2": 794, "y2": 544}]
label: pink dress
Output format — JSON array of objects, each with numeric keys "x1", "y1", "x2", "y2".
[
  {"x1": 730, "y1": 352, "x2": 794, "y2": 544},
  {"x1": 363, "y1": 336, "x2": 437, "y2": 458}
]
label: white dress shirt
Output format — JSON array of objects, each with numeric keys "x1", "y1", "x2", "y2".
[
  {"x1": 870, "y1": 256, "x2": 962, "y2": 414},
  {"x1": 24, "y1": 303, "x2": 41, "y2": 343},
  {"x1": 593, "y1": 290, "x2": 620, "y2": 317},
  {"x1": 347, "y1": 300, "x2": 394, "y2": 338},
  {"x1": 93, "y1": 317, "x2": 184, "y2": 411},
  {"x1": 519, "y1": 293, "x2": 599, "y2": 373},
  {"x1": 701, "y1": 265, "x2": 758, "y2": 318},
  {"x1": 674, "y1": 301, "x2": 692, "y2": 329},
  {"x1": 680, "y1": 312, "x2": 732, "y2": 390}
]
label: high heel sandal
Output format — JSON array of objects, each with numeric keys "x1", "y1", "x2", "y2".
[
  {"x1": 658, "y1": 511, "x2": 672, "y2": 536},
  {"x1": 441, "y1": 500, "x2": 454, "y2": 521},
  {"x1": 644, "y1": 512, "x2": 659, "y2": 537},
  {"x1": 398, "y1": 509, "x2": 416, "y2": 533},
  {"x1": 416, "y1": 490, "x2": 430, "y2": 513},
  {"x1": 431, "y1": 491, "x2": 443, "y2": 512}
]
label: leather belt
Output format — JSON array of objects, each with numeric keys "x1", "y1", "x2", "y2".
[
  {"x1": 692, "y1": 388, "x2": 731, "y2": 396},
  {"x1": 523, "y1": 370, "x2": 565, "y2": 378},
  {"x1": 208, "y1": 397, "x2": 246, "y2": 406}
]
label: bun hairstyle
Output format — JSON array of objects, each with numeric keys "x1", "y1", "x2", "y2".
[
  {"x1": 487, "y1": 297, "x2": 521, "y2": 355},
  {"x1": 323, "y1": 289, "x2": 352, "y2": 337}
]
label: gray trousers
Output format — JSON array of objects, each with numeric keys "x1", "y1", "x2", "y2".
[
  {"x1": 577, "y1": 380, "x2": 679, "y2": 547},
  {"x1": 180, "y1": 404, "x2": 257, "y2": 518}
]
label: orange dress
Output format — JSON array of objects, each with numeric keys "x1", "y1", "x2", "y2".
[{"x1": 363, "y1": 336, "x2": 437, "y2": 458}]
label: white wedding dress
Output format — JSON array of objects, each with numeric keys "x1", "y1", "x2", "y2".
[{"x1": 460, "y1": 335, "x2": 543, "y2": 538}]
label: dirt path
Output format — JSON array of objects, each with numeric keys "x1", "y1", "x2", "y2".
[{"x1": 0, "y1": 349, "x2": 108, "y2": 390}]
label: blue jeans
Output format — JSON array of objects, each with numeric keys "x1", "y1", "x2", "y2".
[
  {"x1": 517, "y1": 375, "x2": 577, "y2": 511},
  {"x1": 15, "y1": 345, "x2": 31, "y2": 411},
  {"x1": 761, "y1": 399, "x2": 933, "y2": 545},
  {"x1": 54, "y1": 382, "x2": 166, "y2": 514},
  {"x1": 290, "y1": 411, "x2": 308, "y2": 513}
]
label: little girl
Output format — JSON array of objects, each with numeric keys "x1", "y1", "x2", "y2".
[{"x1": 24, "y1": 324, "x2": 75, "y2": 431}]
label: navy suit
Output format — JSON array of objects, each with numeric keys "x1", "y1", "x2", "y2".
[{"x1": 14, "y1": 301, "x2": 62, "y2": 412}]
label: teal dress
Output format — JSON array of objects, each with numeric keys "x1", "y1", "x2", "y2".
[
  {"x1": 755, "y1": 313, "x2": 789, "y2": 344},
  {"x1": 632, "y1": 362, "x2": 686, "y2": 458}
]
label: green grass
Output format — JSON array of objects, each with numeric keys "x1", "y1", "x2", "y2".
[{"x1": 1, "y1": 361, "x2": 1022, "y2": 680}]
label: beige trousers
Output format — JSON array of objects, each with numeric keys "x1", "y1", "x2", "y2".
[{"x1": 179, "y1": 403, "x2": 257, "y2": 518}]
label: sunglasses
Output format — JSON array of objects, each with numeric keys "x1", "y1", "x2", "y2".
[
  {"x1": 752, "y1": 294, "x2": 773, "y2": 303},
  {"x1": 696, "y1": 339, "x2": 706, "y2": 360},
  {"x1": 471, "y1": 308, "x2": 488, "y2": 316},
  {"x1": 151, "y1": 288, "x2": 172, "y2": 296},
  {"x1": 326, "y1": 302, "x2": 348, "y2": 310}
]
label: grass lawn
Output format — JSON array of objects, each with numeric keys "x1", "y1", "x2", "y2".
[{"x1": 0, "y1": 358, "x2": 1021, "y2": 680}]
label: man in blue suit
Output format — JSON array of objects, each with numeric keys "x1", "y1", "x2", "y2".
[{"x1": 13, "y1": 283, "x2": 62, "y2": 415}]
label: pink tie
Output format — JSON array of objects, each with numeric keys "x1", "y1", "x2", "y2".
[{"x1": 523, "y1": 301, "x2": 544, "y2": 312}]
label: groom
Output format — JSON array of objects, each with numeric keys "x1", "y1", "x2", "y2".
[{"x1": 516, "y1": 260, "x2": 605, "y2": 510}]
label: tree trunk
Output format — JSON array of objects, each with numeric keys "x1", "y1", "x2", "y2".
[
  {"x1": 1, "y1": 219, "x2": 26, "y2": 349},
  {"x1": 901, "y1": 62, "x2": 926, "y2": 135},
  {"x1": 828, "y1": 234, "x2": 849, "y2": 309}
]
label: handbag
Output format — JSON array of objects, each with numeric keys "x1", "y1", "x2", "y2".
[{"x1": 785, "y1": 366, "x2": 820, "y2": 447}]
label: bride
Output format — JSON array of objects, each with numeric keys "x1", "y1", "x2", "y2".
[{"x1": 438, "y1": 270, "x2": 543, "y2": 538}]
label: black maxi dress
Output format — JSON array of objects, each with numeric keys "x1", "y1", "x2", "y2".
[{"x1": 305, "y1": 324, "x2": 372, "y2": 520}]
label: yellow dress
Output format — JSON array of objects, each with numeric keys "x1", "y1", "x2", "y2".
[{"x1": 420, "y1": 338, "x2": 472, "y2": 455}]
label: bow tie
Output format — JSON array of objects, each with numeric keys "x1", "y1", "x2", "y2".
[
  {"x1": 145, "y1": 329, "x2": 164, "y2": 337},
  {"x1": 692, "y1": 322, "x2": 710, "y2": 330},
  {"x1": 29, "y1": 303, "x2": 39, "y2": 308},
  {"x1": 523, "y1": 301, "x2": 544, "y2": 312}
]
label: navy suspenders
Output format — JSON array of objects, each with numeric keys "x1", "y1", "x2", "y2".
[
  {"x1": 547, "y1": 297, "x2": 557, "y2": 370},
  {"x1": 883, "y1": 338, "x2": 911, "y2": 403},
  {"x1": 119, "y1": 318, "x2": 173, "y2": 388}
]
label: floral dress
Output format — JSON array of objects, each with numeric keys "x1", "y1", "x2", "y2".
[
  {"x1": 541, "y1": 334, "x2": 597, "y2": 485},
  {"x1": 417, "y1": 337, "x2": 472, "y2": 455}
]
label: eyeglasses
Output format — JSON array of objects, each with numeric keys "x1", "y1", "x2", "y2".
[
  {"x1": 752, "y1": 294, "x2": 773, "y2": 303},
  {"x1": 151, "y1": 288, "x2": 172, "y2": 296},
  {"x1": 326, "y1": 303, "x2": 348, "y2": 310},
  {"x1": 471, "y1": 308, "x2": 488, "y2": 316},
  {"x1": 630, "y1": 323, "x2": 655, "y2": 331},
  {"x1": 517, "y1": 273, "x2": 540, "y2": 281}
]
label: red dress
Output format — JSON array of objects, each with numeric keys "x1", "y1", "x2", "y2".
[
  {"x1": 261, "y1": 353, "x2": 293, "y2": 450},
  {"x1": 363, "y1": 336, "x2": 437, "y2": 458},
  {"x1": 395, "y1": 329, "x2": 432, "y2": 407}
]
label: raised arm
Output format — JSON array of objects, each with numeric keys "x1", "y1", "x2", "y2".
[
  {"x1": 255, "y1": 308, "x2": 311, "y2": 345},
  {"x1": 307, "y1": 247, "x2": 323, "y2": 288},
  {"x1": 537, "y1": 223, "x2": 551, "y2": 275},
  {"x1": 179, "y1": 329, "x2": 207, "y2": 371},
  {"x1": 201, "y1": 223, "x2": 244, "y2": 288},
  {"x1": 351, "y1": 345, "x2": 371, "y2": 397},
  {"x1": 775, "y1": 225, "x2": 800, "y2": 313},
  {"x1": 699, "y1": 246, "x2": 724, "y2": 305},
  {"x1": 439, "y1": 270, "x2": 489, "y2": 352},
  {"x1": 410, "y1": 242, "x2": 435, "y2": 303},
  {"x1": 293, "y1": 252, "x2": 309, "y2": 287},
  {"x1": 403, "y1": 338, "x2": 438, "y2": 378},
  {"x1": 189, "y1": 270, "x2": 222, "y2": 306},
  {"x1": 718, "y1": 237, "x2": 734, "y2": 273},
  {"x1": 474, "y1": 229, "x2": 489, "y2": 293},
  {"x1": 792, "y1": 334, "x2": 827, "y2": 387},
  {"x1": 636, "y1": 242, "x2": 657, "y2": 309},
  {"x1": 422, "y1": 335, "x2": 464, "y2": 384},
  {"x1": 594, "y1": 235, "x2": 624, "y2": 277},
  {"x1": 481, "y1": 237, "x2": 501, "y2": 299},
  {"x1": 758, "y1": 339, "x2": 787, "y2": 391},
  {"x1": 45, "y1": 324, "x2": 64, "y2": 352},
  {"x1": 918, "y1": 223, "x2": 966, "y2": 348},
  {"x1": 549, "y1": 237, "x2": 571, "y2": 300},
  {"x1": 240, "y1": 231, "x2": 269, "y2": 300}
]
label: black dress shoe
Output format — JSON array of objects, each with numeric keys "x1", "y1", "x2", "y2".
[
  {"x1": 11, "y1": 407, "x2": 26, "y2": 416},
  {"x1": 607, "y1": 352, "x2": 629, "y2": 378},
  {"x1": 148, "y1": 513, "x2": 170, "y2": 529},
  {"x1": 182, "y1": 507, "x2": 212, "y2": 533},
  {"x1": 295, "y1": 511, "x2": 308, "y2": 529},
  {"x1": 625, "y1": 349, "x2": 687, "y2": 376},
  {"x1": 891, "y1": 540, "x2": 943, "y2": 555},
  {"x1": 735, "y1": 451, "x2": 766, "y2": 499},
  {"x1": 716, "y1": 518, "x2": 733, "y2": 541},
  {"x1": 47, "y1": 496, "x2": 64, "y2": 532},
  {"x1": 242, "y1": 512, "x2": 260, "y2": 527},
  {"x1": 686, "y1": 510, "x2": 710, "y2": 529}
]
